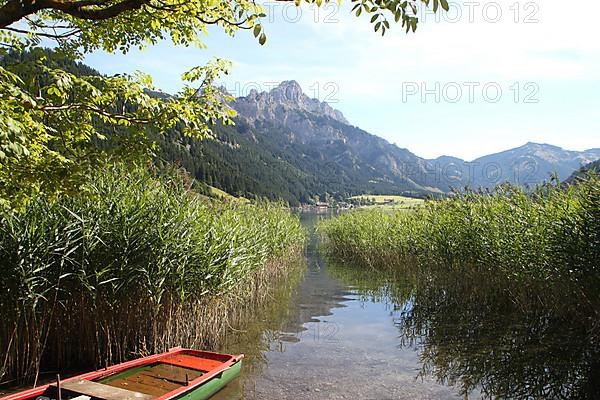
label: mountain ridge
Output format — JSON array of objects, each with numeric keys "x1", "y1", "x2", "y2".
[
  {"x1": 226, "y1": 81, "x2": 599, "y2": 194},
  {"x1": 434, "y1": 142, "x2": 600, "y2": 164},
  {"x1": 428, "y1": 142, "x2": 600, "y2": 189}
]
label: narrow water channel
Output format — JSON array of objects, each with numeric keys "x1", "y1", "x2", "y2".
[
  {"x1": 213, "y1": 212, "x2": 462, "y2": 399},
  {"x1": 214, "y1": 212, "x2": 600, "y2": 399}
]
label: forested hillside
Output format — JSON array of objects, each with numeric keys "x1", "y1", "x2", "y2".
[
  {"x1": 157, "y1": 117, "x2": 434, "y2": 206},
  {"x1": 565, "y1": 159, "x2": 600, "y2": 184}
]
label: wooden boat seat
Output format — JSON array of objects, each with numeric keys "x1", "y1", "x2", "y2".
[
  {"x1": 53, "y1": 380, "x2": 154, "y2": 400},
  {"x1": 160, "y1": 354, "x2": 223, "y2": 372}
]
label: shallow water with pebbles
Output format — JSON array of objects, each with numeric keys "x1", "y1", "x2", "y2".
[{"x1": 213, "y1": 212, "x2": 464, "y2": 399}]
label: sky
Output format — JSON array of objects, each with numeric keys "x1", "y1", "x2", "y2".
[{"x1": 84, "y1": 0, "x2": 600, "y2": 160}]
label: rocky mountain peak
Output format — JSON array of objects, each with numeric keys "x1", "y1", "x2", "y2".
[
  {"x1": 233, "y1": 80, "x2": 349, "y2": 125},
  {"x1": 270, "y1": 80, "x2": 303, "y2": 102}
]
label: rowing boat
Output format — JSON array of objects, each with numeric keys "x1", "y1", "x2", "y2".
[{"x1": 1, "y1": 348, "x2": 243, "y2": 400}]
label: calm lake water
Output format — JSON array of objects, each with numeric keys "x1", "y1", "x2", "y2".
[{"x1": 214, "y1": 212, "x2": 600, "y2": 399}]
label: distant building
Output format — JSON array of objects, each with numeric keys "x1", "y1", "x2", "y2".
[{"x1": 315, "y1": 202, "x2": 329, "y2": 208}]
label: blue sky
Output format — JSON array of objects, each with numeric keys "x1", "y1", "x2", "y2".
[{"x1": 85, "y1": 0, "x2": 600, "y2": 160}]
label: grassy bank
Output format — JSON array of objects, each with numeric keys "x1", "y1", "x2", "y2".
[
  {"x1": 321, "y1": 173, "x2": 599, "y2": 283},
  {"x1": 349, "y1": 195, "x2": 424, "y2": 205},
  {"x1": 0, "y1": 166, "x2": 305, "y2": 386}
]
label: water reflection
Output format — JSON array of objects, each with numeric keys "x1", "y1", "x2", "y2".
[{"x1": 328, "y1": 261, "x2": 600, "y2": 399}]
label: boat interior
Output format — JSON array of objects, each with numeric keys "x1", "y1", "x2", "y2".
[{"x1": 34, "y1": 352, "x2": 231, "y2": 400}]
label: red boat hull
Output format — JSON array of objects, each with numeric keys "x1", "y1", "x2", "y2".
[{"x1": 1, "y1": 348, "x2": 243, "y2": 400}]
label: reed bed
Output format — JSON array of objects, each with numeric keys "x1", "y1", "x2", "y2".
[
  {"x1": 0, "y1": 165, "x2": 305, "y2": 386},
  {"x1": 320, "y1": 173, "x2": 600, "y2": 283}
]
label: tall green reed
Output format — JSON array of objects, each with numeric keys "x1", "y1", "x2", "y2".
[
  {"x1": 320, "y1": 173, "x2": 599, "y2": 283},
  {"x1": 0, "y1": 165, "x2": 305, "y2": 385}
]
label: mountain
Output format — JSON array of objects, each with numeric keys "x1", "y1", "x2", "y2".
[
  {"x1": 163, "y1": 80, "x2": 599, "y2": 203},
  {"x1": 161, "y1": 81, "x2": 451, "y2": 205},
  {"x1": 231, "y1": 81, "x2": 445, "y2": 192},
  {"x1": 429, "y1": 143, "x2": 600, "y2": 190}
]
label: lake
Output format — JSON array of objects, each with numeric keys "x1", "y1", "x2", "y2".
[{"x1": 213, "y1": 212, "x2": 600, "y2": 399}]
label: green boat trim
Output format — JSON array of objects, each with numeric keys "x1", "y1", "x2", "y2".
[{"x1": 174, "y1": 360, "x2": 242, "y2": 400}]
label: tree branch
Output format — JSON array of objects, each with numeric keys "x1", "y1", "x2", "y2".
[
  {"x1": 44, "y1": 0, "x2": 145, "y2": 21},
  {"x1": 38, "y1": 103, "x2": 152, "y2": 124},
  {"x1": 4, "y1": 26, "x2": 81, "y2": 39},
  {"x1": 0, "y1": 0, "x2": 145, "y2": 28},
  {"x1": 0, "y1": 0, "x2": 40, "y2": 29},
  {"x1": 0, "y1": 0, "x2": 257, "y2": 33}
]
